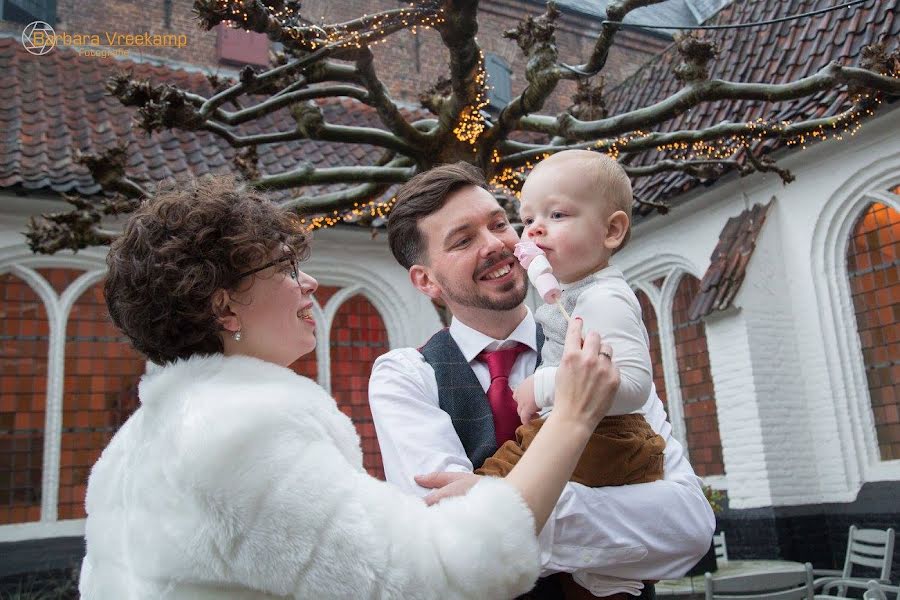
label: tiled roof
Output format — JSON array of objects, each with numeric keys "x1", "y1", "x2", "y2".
[
  {"x1": 688, "y1": 200, "x2": 772, "y2": 320},
  {"x1": 603, "y1": 0, "x2": 899, "y2": 216},
  {"x1": 0, "y1": 37, "x2": 422, "y2": 201}
]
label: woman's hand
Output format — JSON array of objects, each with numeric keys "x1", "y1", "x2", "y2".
[
  {"x1": 415, "y1": 472, "x2": 482, "y2": 506},
  {"x1": 552, "y1": 317, "x2": 620, "y2": 431}
]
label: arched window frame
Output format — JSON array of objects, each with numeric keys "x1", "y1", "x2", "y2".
[
  {"x1": 621, "y1": 253, "x2": 727, "y2": 490},
  {"x1": 0, "y1": 243, "x2": 419, "y2": 541},
  {"x1": 812, "y1": 160, "x2": 900, "y2": 486}
]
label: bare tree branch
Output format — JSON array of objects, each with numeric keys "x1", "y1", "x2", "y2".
[
  {"x1": 201, "y1": 110, "x2": 416, "y2": 155},
  {"x1": 566, "y1": 0, "x2": 669, "y2": 77},
  {"x1": 499, "y1": 99, "x2": 878, "y2": 168},
  {"x1": 211, "y1": 85, "x2": 370, "y2": 126},
  {"x1": 623, "y1": 158, "x2": 742, "y2": 178},
  {"x1": 198, "y1": 52, "x2": 338, "y2": 121},
  {"x1": 355, "y1": 48, "x2": 431, "y2": 148},
  {"x1": 283, "y1": 182, "x2": 387, "y2": 212},
  {"x1": 283, "y1": 152, "x2": 411, "y2": 211},
  {"x1": 744, "y1": 147, "x2": 795, "y2": 184},
  {"x1": 26, "y1": 192, "x2": 140, "y2": 254},
  {"x1": 252, "y1": 163, "x2": 415, "y2": 191},
  {"x1": 27, "y1": 211, "x2": 118, "y2": 254},
  {"x1": 518, "y1": 62, "x2": 900, "y2": 140},
  {"x1": 480, "y1": 3, "x2": 563, "y2": 153},
  {"x1": 75, "y1": 145, "x2": 150, "y2": 199}
]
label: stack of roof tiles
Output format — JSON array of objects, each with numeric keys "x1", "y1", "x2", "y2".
[{"x1": 688, "y1": 200, "x2": 773, "y2": 319}]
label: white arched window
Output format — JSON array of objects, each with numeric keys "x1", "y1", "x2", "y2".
[
  {"x1": 0, "y1": 246, "x2": 407, "y2": 540},
  {"x1": 813, "y1": 164, "x2": 900, "y2": 486}
]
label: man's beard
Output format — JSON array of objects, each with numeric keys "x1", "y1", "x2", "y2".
[{"x1": 435, "y1": 266, "x2": 528, "y2": 312}]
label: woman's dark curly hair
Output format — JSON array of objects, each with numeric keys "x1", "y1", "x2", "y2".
[{"x1": 104, "y1": 174, "x2": 309, "y2": 365}]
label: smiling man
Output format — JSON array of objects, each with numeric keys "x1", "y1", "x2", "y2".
[{"x1": 368, "y1": 162, "x2": 714, "y2": 599}]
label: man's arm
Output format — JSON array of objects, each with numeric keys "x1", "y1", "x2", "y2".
[
  {"x1": 369, "y1": 350, "x2": 715, "y2": 579},
  {"x1": 368, "y1": 348, "x2": 473, "y2": 497},
  {"x1": 538, "y1": 392, "x2": 715, "y2": 579}
]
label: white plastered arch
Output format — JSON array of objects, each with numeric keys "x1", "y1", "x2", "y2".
[
  {"x1": 811, "y1": 151, "x2": 900, "y2": 486},
  {"x1": 0, "y1": 244, "x2": 416, "y2": 540},
  {"x1": 0, "y1": 246, "x2": 106, "y2": 537},
  {"x1": 620, "y1": 253, "x2": 702, "y2": 453},
  {"x1": 311, "y1": 268, "x2": 420, "y2": 395}
]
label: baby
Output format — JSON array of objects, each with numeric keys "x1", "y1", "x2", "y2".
[{"x1": 475, "y1": 149, "x2": 666, "y2": 597}]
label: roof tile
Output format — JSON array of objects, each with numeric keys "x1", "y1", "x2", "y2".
[
  {"x1": 604, "y1": 0, "x2": 899, "y2": 216},
  {"x1": 688, "y1": 200, "x2": 772, "y2": 320},
  {"x1": 0, "y1": 38, "x2": 426, "y2": 202}
]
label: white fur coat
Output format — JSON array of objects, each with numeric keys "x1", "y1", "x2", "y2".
[{"x1": 79, "y1": 354, "x2": 540, "y2": 599}]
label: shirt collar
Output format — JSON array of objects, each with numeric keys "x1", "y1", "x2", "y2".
[{"x1": 448, "y1": 307, "x2": 537, "y2": 362}]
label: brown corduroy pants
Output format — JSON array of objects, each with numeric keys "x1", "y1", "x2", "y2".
[{"x1": 476, "y1": 413, "x2": 666, "y2": 487}]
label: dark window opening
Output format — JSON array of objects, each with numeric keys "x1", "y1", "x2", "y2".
[{"x1": 1, "y1": 0, "x2": 56, "y2": 25}]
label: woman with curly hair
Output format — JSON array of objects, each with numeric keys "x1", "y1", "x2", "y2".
[{"x1": 79, "y1": 174, "x2": 620, "y2": 599}]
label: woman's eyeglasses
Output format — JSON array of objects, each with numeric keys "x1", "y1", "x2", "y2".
[{"x1": 237, "y1": 255, "x2": 300, "y2": 282}]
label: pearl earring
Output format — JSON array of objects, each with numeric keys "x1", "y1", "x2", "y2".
[{"x1": 233, "y1": 329, "x2": 242, "y2": 342}]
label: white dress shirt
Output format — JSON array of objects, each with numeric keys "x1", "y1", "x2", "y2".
[{"x1": 368, "y1": 308, "x2": 715, "y2": 581}]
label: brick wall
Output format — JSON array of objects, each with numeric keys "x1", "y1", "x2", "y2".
[
  {"x1": 58, "y1": 279, "x2": 143, "y2": 520},
  {"x1": 0, "y1": 275, "x2": 391, "y2": 525},
  {"x1": 847, "y1": 201, "x2": 900, "y2": 461},
  {"x1": 0, "y1": 273, "x2": 47, "y2": 525},
  {"x1": 329, "y1": 293, "x2": 389, "y2": 478},
  {"x1": 672, "y1": 274, "x2": 724, "y2": 476},
  {"x1": 288, "y1": 284, "x2": 388, "y2": 479}
]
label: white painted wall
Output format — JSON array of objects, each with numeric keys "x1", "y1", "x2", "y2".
[{"x1": 614, "y1": 106, "x2": 900, "y2": 509}]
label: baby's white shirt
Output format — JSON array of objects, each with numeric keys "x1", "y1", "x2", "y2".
[{"x1": 532, "y1": 266, "x2": 653, "y2": 416}]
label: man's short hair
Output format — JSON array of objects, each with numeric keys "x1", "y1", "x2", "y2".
[{"x1": 388, "y1": 162, "x2": 488, "y2": 269}]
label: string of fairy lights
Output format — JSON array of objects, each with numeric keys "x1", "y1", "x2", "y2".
[
  {"x1": 488, "y1": 90, "x2": 889, "y2": 201},
  {"x1": 212, "y1": 1, "x2": 897, "y2": 231},
  {"x1": 216, "y1": 0, "x2": 445, "y2": 53},
  {"x1": 299, "y1": 197, "x2": 398, "y2": 230},
  {"x1": 452, "y1": 50, "x2": 491, "y2": 148}
]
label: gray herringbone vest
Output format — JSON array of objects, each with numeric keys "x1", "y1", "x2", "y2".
[{"x1": 419, "y1": 327, "x2": 544, "y2": 469}]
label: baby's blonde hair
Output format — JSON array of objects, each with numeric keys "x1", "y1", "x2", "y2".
[{"x1": 530, "y1": 149, "x2": 633, "y2": 251}]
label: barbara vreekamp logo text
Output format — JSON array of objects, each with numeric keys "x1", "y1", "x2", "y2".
[{"x1": 23, "y1": 21, "x2": 188, "y2": 57}]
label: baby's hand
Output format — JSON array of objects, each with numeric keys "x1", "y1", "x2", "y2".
[{"x1": 514, "y1": 375, "x2": 540, "y2": 424}]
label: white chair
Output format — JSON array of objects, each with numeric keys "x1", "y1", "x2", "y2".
[
  {"x1": 714, "y1": 532, "x2": 729, "y2": 563},
  {"x1": 814, "y1": 526, "x2": 895, "y2": 597},
  {"x1": 863, "y1": 580, "x2": 899, "y2": 600},
  {"x1": 706, "y1": 562, "x2": 815, "y2": 600}
]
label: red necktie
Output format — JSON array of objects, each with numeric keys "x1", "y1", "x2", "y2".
[{"x1": 476, "y1": 343, "x2": 530, "y2": 446}]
